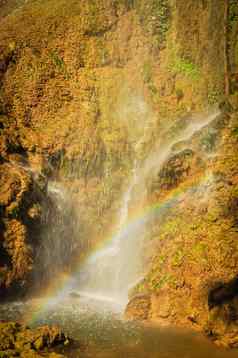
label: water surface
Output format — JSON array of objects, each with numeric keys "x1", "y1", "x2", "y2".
[{"x1": 0, "y1": 294, "x2": 237, "y2": 358}]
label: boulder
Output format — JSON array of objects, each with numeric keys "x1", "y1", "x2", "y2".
[
  {"x1": 125, "y1": 294, "x2": 151, "y2": 321},
  {"x1": 0, "y1": 321, "x2": 69, "y2": 357}
]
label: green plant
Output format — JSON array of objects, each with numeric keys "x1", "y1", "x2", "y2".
[
  {"x1": 158, "y1": 254, "x2": 166, "y2": 265},
  {"x1": 228, "y1": 0, "x2": 238, "y2": 30},
  {"x1": 148, "y1": 83, "x2": 158, "y2": 95},
  {"x1": 9, "y1": 205, "x2": 19, "y2": 219},
  {"x1": 151, "y1": 273, "x2": 174, "y2": 291},
  {"x1": 231, "y1": 185, "x2": 238, "y2": 197},
  {"x1": 207, "y1": 89, "x2": 220, "y2": 105},
  {"x1": 135, "y1": 0, "x2": 170, "y2": 49},
  {"x1": 171, "y1": 249, "x2": 184, "y2": 267},
  {"x1": 50, "y1": 50, "x2": 64, "y2": 68},
  {"x1": 232, "y1": 127, "x2": 238, "y2": 138},
  {"x1": 200, "y1": 130, "x2": 217, "y2": 151},
  {"x1": 170, "y1": 57, "x2": 200, "y2": 80},
  {"x1": 152, "y1": 0, "x2": 171, "y2": 48},
  {"x1": 50, "y1": 50, "x2": 69, "y2": 79},
  {"x1": 191, "y1": 242, "x2": 208, "y2": 263},
  {"x1": 113, "y1": 0, "x2": 134, "y2": 10},
  {"x1": 142, "y1": 62, "x2": 153, "y2": 83},
  {"x1": 175, "y1": 88, "x2": 184, "y2": 101}
]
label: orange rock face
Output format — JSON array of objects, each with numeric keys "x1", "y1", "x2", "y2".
[{"x1": 0, "y1": 0, "x2": 238, "y2": 349}]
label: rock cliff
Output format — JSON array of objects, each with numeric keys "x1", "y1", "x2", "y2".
[{"x1": 0, "y1": 0, "x2": 238, "y2": 347}]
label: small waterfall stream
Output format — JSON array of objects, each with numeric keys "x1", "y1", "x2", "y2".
[
  {"x1": 1, "y1": 110, "x2": 235, "y2": 358},
  {"x1": 74, "y1": 110, "x2": 219, "y2": 304},
  {"x1": 76, "y1": 160, "x2": 142, "y2": 303}
]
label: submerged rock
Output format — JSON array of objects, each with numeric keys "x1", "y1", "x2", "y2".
[{"x1": 69, "y1": 292, "x2": 81, "y2": 299}]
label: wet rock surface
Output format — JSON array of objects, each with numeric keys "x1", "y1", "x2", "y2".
[
  {"x1": 0, "y1": 0, "x2": 237, "y2": 351},
  {"x1": 125, "y1": 294, "x2": 151, "y2": 321},
  {"x1": 0, "y1": 160, "x2": 44, "y2": 296},
  {"x1": 126, "y1": 109, "x2": 238, "y2": 348},
  {"x1": 0, "y1": 321, "x2": 69, "y2": 357}
]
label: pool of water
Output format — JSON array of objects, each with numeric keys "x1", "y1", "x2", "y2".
[{"x1": 0, "y1": 293, "x2": 237, "y2": 358}]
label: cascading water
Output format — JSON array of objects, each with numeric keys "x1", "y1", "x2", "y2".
[
  {"x1": 33, "y1": 180, "x2": 82, "y2": 287},
  {"x1": 0, "y1": 109, "x2": 229, "y2": 358},
  {"x1": 77, "y1": 161, "x2": 144, "y2": 304},
  {"x1": 75, "y1": 110, "x2": 220, "y2": 305}
]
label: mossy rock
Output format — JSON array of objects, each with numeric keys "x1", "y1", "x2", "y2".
[{"x1": 0, "y1": 322, "x2": 69, "y2": 357}]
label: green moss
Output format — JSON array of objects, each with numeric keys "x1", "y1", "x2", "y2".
[
  {"x1": 171, "y1": 249, "x2": 184, "y2": 267},
  {"x1": 8, "y1": 204, "x2": 19, "y2": 219},
  {"x1": 175, "y1": 88, "x2": 184, "y2": 101},
  {"x1": 142, "y1": 61, "x2": 159, "y2": 100},
  {"x1": 142, "y1": 62, "x2": 153, "y2": 83},
  {"x1": 49, "y1": 50, "x2": 69, "y2": 79},
  {"x1": 228, "y1": 1, "x2": 238, "y2": 94},
  {"x1": 190, "y1": 242, "x2": 208, "y2": 264},
  {"x1": 148, "y1": 83, "x2": 158, "y2": 95},
  {"x1": 150, "y1": 273, "x2": 171, "y2": 291},
  {"x1": 158, "y1": 254, "x2": 166, "y2": 266},
  {"x1": 135, "y1": 0, "x2": 171, "y2": 49},
  {"x1": 206, "y1": 208, "x2": 220, "y2": 223},
  {"x1": 231, "y1": 185, "x2": 238, "y2": 199},
  {"x1": 200, "y1": 130, "x2": 217, "y2": 152},
  {"x1": 131, "y1": 280, "x2": 147, "y2": 295},
  {"x1": 232, "y1": 127, "x2": 238, "y2": 139},
  {"x1": 207, "y1": 88, "x2": 221, "y2": 105},
  {"x1": 159, "y1": 217, "x2": 182, "y2": 238},
  {"x1": 50, "y1": 50, "x2": 64, "y2": 68},
  {"x1": 113, "y1": 0, "x2": 134, "y2": 10},
  {"x1": 169, "y1": 57, "x2": 200, "y2": 80},
  {"x1": 148, "y1": 272, "x2": 178, "y2": 292},
  {"x1": 228, "y1": 1, "x2": 238, "y2": 33}
]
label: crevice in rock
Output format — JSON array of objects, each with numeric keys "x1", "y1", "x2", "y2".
[{"x1": 208, "y1": 276, "x2": 238, "y2": 310}]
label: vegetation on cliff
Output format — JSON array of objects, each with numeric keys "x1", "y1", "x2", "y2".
[
  {"x1": 0, "y1": 321, "x2": 69, "y2": 357},
  {"x1": 0, "y1": 0, "x2": 238, "y2": 351}
]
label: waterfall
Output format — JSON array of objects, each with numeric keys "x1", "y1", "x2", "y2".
[
  {"x1": 76, "y1": 162, "x2": 142, "y2": 304},
  {"x1": 34, "y1": 180, "x2": 81, "y2": 287},
  {"x1": 74, "y1": 110, "x2": 220, "y2": 304}
]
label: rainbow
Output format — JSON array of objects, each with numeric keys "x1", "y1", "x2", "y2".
[{"x1": 23, "y1": 170, "x2": 213, "y2": 324}]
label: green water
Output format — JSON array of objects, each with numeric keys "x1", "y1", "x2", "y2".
[{"x1": 0, "y1": 295, "x2": 237, "y2": 358}]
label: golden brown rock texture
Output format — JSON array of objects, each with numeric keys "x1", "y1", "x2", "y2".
[
  {"x1": 0, "y1": 0, "x2": 229, "y2": 293},
  {"x1": 0, "y1": 0, "x2": 238, "y2": 348},
  {"x1": 0, "y1": 321, "x2": 69, "y2": 357},
  {"x1": 124, "y1": 1, "x2": 238, "y2": 348},
  {"x1": 126, "y1": 108, "x2": 238, "y2": 347}
]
